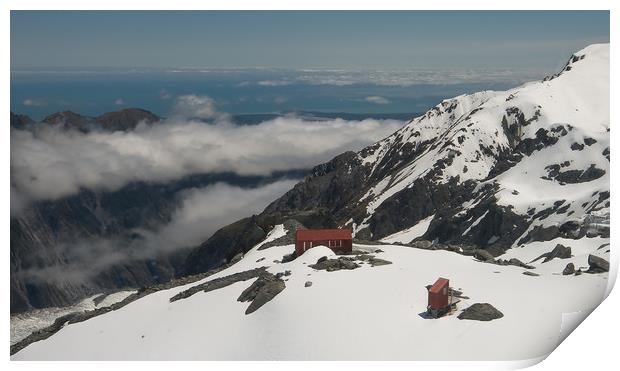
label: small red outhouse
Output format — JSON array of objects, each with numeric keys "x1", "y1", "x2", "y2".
[
  {"x1": 427, "y1": 277, "x2": 451, "y2": 317},
  {"x1": 295, "y1": 229, "x2": 353, "y2": 256}
]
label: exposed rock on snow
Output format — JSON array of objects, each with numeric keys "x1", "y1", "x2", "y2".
[
  {"x1": 458, "y1": 303, "x2": 504, "y2": 321},
  {"x1": 170, "y1": 267, "x2": 267, "y2": 302},
  {"x1": 586, "y1": 254, "x2": 609, "y2": 273},
  {"x1": 369, "y1": 258, "x2": 393, "y2": 267},
  {"x1": 304, "y1": 281, "x2": 313, "y2": 288},
  {"x1": 474, "y1": 249, "x2": 495, "y2": 262},
  {"x1": 237, "y1": 273, "x2": 286, "y2": 315},
  {"x1": 530, "y1": 244, "x2": 572, "y2": 263},
  {"x1": 563, "y1": 263, "x2": 576, "y2": 275},
  {"x1": 310, "y1": 257, "x2": 360, "y2": 271}
]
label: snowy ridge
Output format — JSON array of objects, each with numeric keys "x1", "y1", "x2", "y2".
[{"x1": 348, "y1": 44, "x2": 609, "y2": 247}]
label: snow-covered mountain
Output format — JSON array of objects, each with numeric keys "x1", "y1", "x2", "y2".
[
  {"x1": 184, "y1": 44, "x2": 609, "y2": 274},
  {"x1": 11, "y1": 44, "x2": 610, "y2": 361}
]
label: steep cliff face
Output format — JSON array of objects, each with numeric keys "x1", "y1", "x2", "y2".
[{"x1": 183, "y1": 44, "x2": 609, "y2": 274}]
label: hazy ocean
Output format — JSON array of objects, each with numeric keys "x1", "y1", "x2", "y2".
[{"x1": 10, "y1": 68, "x2": 534, "y2": 121}]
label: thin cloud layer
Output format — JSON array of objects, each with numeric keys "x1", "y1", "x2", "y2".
[
  {"x1": 365, "y1": 96, "x2": 390, "y2": 105},
  {"x1": 10, "y1": 96, "x2": 405, "y2": 211}
]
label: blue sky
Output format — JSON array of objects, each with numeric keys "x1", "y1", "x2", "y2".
[{"x1": 11, "y1": 11, "x2": 609, "y2": 70}]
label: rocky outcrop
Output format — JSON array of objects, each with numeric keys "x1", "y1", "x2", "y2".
[
  {"x1": 586, "y1": 255, "x2": 609, "y2": 273},
  {"x1": 458, "y1": 303, "x2": 504, "y2": 321},
  {"x1": 237, "y1": 273, "x2": 286, "y2": 315},
  {"x1": 530, "y1": 244, "x2": 572, "y2": 263},
  {"x1": 563, "y1": 263, "x2": 576, "y2": 275},
  {"x1": 170, "y1": 267, "x2": 267, "y2": 302},
  {"x1": 310, "y1": 257, "x2": 360, "y2": 271}
]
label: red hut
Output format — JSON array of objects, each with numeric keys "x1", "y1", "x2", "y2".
[
  {"x1": 295, "y1": 229, "x2": 353, "y2": 256},
  {"x1": 427, "y1": 277, "x2": 453, "y2": 318}
]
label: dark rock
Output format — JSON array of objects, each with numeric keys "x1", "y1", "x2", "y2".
[
  {"x1": 238, "y1": 274, "x2": 286, "y2": 315},
  {"x1": 474, "y1": 249, "x2": 495, "y2": 262},
  {"x1": 284, "y1": 270, "x2": 292, "y2": 276},
  {"x1": 310, "y1": 257, "x2": 360, "y2": 271},
  {"x1": 356, "y1": 254, "x2": 374, "y2": 261},
  {"x1": 530, "y1": 244, "x2": 572, "y2": 263},
  {"x1": 369, "y1": 258, "x2": 393, "y2": 267},
  {"x1": 458, "y1": 303, "x2": 504, "y2": 321},
  {"x1": 522, "y1": 271, "x2": 540, "y2": 276},
  {"x1": 317, "y1": 256, "x2": 328, "y2": 264},
  {"x1": 374, "y1": 249, "x2": 384, "y2": 253},
  {"x1": 508, "y1": 258, "x2": 534, "y2": 269},
  {"x1": 555, "y1": 165, "x2": 605, "y2": 184},
  {"x1": 229, "y1": 252, "x2": 244, "y2": 265},
  {"x1": 281, "y1": 252, "x2": 296, "y2": 263},
  {"x1": 583, "y1": 137, "x2": 597, "y2": 146},
  {"x1": 562, "y1": 263, "x2": 575, "y2": 275},
  {"x1": 570, "y1": 142, "x2": 584, "y2": 151},
  {"x1": 304, "y1": 281, "x2": 313, "y2": 288},
  {"x1": 170, "y1": 267, "x2": 267, "y2": 302},
  {"x1": 409, "y1": 240, "x2": 433, "y2": 250},
  {"x1": 587, "y1": 255, "x2": 609, "y2": 273}
]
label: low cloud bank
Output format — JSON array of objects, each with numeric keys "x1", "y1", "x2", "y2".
[
  {"x1": 16, "y1": 179, "x2": 298, "y2": 285},
  {"x1": 11, "y1": 96, "x2": 405, "y2": 211}
]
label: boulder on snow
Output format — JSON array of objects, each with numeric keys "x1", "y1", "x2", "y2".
[
  {"x1": 281, "y1": 252, "x2": 297, "y2": 263},
  {"x1": 304, "y1": 281, "x2": 313, "y2": 288},
  {"x1": 237, "y1": 273, "x2": 286, "y2": 315},
  {"x1": 530, "y1": 244, "x2": 572, "y2": 263},
  {"x1": 458, "y1": 303, "x2": 504, "y2": 321},
  {"x1": 522, "y1": 271, "x2": 540, "y2": 277},
  {"x1": 369, "y1": 257, "x2": 393, "y2": 267},
  {"x1": 310, "y1": 257, "x2": 360, "y2": 272},
  {"x1": 562, "y1": 263, "x2": 576, "y2": 275},
  {"x1": 508, "y1": 258, "x2": 535, "y2": 269},
  {"x1": 587, "y1": 254, "x2": 609, "y2": 273},
  {"x1": 409, "y1": 240, "x2": 433, "y2": 250},
  {"x1": 474, "y1": 249, "x2": 495, "y2": 262}
]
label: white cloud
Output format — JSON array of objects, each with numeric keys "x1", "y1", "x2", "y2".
[
  {"x1": 257, "y1": 80, "x2": 292, "y2": 87},
  {"x1": 22, "y1": 98, "x2": 46, "y2": 107},
  {"x1": 365, "y1": 96, "x2": 390, "y2": 105},
  {"x1": 171, "y1": 94, "x2": 228, "y2": 120},
  {"x1": 114, "y1": 98, "x2": 125, "y2": 105},
  {"x1": 138, "y1": 179, "x2": 298, "y2": 252},
  {"x1": 10, "y1": 96, "x2": 405, "y2": 208},
  {"x1": 15, "y1": 179, "x2": 299, "y2": 284}
]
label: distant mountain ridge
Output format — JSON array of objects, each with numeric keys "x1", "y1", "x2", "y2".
[{"x1": 10, "y1": 107, "x2": 160, "y2": 132}]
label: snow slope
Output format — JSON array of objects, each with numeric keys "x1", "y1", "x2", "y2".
[
  {"x1": 348, "y1": 44, "x2": 609, "y2": 246},
  {"x1": 12, "y1": 226, "x2": 609, "y2": 361}
]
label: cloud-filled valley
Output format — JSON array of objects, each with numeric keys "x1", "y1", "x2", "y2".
[{"x1": 11, "y1": 97, "x2": 405, "y2": 211}]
